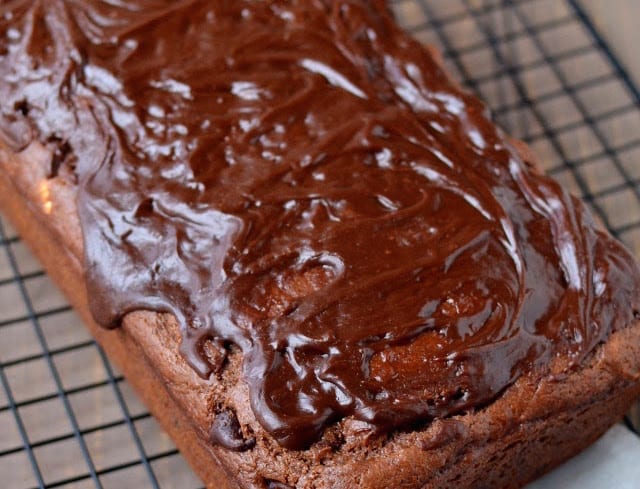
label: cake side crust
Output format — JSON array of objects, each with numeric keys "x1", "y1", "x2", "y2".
[{"x1": 0, "y1": 142, "x2": 242, "y2": 489}]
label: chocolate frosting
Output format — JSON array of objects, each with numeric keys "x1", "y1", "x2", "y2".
[
  {"x1": 1, "y1": 0, "x2": 639, "y2": 449},
  {"x1": 209, "y1": 409, "x2": 256, "y2": 452}
]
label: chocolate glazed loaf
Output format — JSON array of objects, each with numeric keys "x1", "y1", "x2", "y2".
[{"x1": 1, "y1": 1, "x2": 640, "y2": 487}]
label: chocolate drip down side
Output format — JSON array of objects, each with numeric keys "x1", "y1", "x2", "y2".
[{"x1": 1, "y1": 0, "x2": 639, "y2": 449}]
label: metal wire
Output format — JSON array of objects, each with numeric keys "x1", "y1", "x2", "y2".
[{"x1": 0, "y1": 0, "x2": 639, "y2": 487}]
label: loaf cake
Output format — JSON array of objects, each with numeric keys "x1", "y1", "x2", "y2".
[{"x1": 1, "y1": 1, "x2": 640, "y2": 487}]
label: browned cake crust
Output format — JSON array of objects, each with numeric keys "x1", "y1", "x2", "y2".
[{"x1": 2, "y1": 135, "x2": 640, "y2": 489}]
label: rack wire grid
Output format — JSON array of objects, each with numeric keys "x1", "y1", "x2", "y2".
[{"x1": 1, "y1": 0, "x2": 639, "y2": 487}]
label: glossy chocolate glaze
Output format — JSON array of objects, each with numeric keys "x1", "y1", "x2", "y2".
[
  {"x1": 1, "y1": 0, "x2": 639, "y2": 449},
  {"x1": 209, "y1": 409, "x2": 256, "y2": 452}
]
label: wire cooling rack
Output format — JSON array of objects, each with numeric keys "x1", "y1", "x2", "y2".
[{"x1": 1, "y1": 0, "x2": 639, "y2": 487}]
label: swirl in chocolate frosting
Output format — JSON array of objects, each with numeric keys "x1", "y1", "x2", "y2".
[{"x1": 1, "y1": 0, "x2": 639, "y2": 449}]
